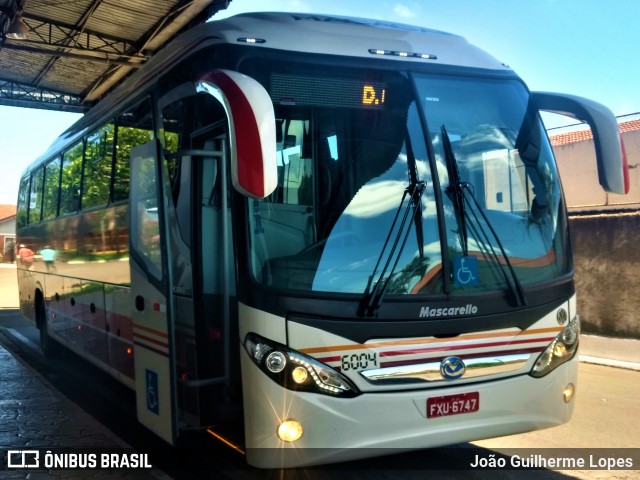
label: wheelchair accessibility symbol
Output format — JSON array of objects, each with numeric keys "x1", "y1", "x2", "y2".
[
  {"x1": 146, "y1": 369, "x2": 159, "y2": 415},
  {"x1": 454, "y1": 256, "x2": 479, "y2": 286}
]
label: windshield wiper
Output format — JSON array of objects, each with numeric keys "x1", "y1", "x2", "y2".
[
  {"x1": 358, "y1": 129, "x2": 426, "y2": 317},
  {"x1": 442, "y1": 126, "x2": 469, "y2": 256},
  {"x1": 406, "y1": 127, "x2": 425, "y2": 259},
  {"x1": 441, "y1": 125, "x2": 527, "y2": 307},
  {"x1": 359, "y1": 179, "x2": 425, "y2": 317}
]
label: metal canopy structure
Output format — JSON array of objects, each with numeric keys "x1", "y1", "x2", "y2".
[{"x1": 0, "y1": 0, "x2": 231, "y2": 113}]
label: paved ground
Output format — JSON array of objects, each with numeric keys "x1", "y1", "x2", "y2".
[
  {"x1": 0, "y1": 264, "x2": 166, "y2": 478},
  {"x1": 0, "y1": 344, "x2": 167, "y2": 479}
]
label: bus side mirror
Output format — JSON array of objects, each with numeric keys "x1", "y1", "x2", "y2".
[
  {"x1": 532, "y1": 91, "x2": 629, "y2": 195},
  {"x1": 197, "y1": 69, "x2": 278, "y2": 199}
]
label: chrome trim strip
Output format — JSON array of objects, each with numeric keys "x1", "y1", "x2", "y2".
[{"x1": 360, "y1": 353, "x2": 530, "y2": 384}]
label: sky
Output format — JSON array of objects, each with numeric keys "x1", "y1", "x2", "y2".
[{"x1": 1, "y1": 0, "x2": 639, "y2": 205}]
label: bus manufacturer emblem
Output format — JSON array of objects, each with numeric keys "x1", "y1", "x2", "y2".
[
  {"x1": 440, "y1": 356, "x2": 466, "y2": 380},
  {"x1": 557, "y1": 308, "x2": 568, "y2": 325}
]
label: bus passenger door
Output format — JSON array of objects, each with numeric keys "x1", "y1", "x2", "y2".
[{"x1": 129, "y1": 139, "x2": 177, "y2": 444}]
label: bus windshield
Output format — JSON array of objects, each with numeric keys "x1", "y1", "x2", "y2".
[{"x1": 247, "y1": 68, "x2": 570, "y2": 297}]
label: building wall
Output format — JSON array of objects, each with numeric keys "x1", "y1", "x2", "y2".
[
  {"x1": 550, "y1": 123, "x2": 640, "y2": 339},
  {"x1": 0, "y1": 217, "x2": 16, "y2": 262},
  {"x1": 553, "y1": 127, "x2": 640, "y2": 212},
  {"x1": 0, "y1": 216, "x2": 15, "y2": 235},
  {"x1": 570, "y1": 212, "x2": 640, "y2": 339}
]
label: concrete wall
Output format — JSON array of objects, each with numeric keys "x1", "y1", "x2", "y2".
[{"x1": 570, "y1": 211, "x2": 640, "y2": 339}]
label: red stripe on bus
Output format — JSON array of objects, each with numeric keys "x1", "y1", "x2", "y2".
[
  {"x1": 133, "y1": 323, "x2": 168, "y2": 338},
  {"x1": 133, "y1": 333, "x2": 169, "y2": 349},
  {"x1": 315, "y1": 355, "x2": 342, "y2": 364},
  {"x1": 133, "y1": 340, "x2": 170, "y2": 358},
  {"x1": 379, "y1": 347, "x2": 545, "y2": 368},
  {"x1": 378, "y1": 336, "x2": 555, "y2": 358}
]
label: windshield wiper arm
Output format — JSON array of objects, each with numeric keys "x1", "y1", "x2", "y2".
[
  {"x1": 441, "y1": 126, "x2": 469, "y2": 255},
  {"x1": 359, "y1": 180, "x2": 426, "y2": 317},
  {"x1": 405, "y1": 127, "x2": 425, "y2": 259},
  {"x1": 440, "y1": 125, "x2": 526, "y2": 307}
]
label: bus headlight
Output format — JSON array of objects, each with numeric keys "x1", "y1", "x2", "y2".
[
  {"x1": 244, "y1": 333, "x2": 360, "y2": 397},
  {"x1": 530, "y1": 316, "x2": 580, "y2": 378}
]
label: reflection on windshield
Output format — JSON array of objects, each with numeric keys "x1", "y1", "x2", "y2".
[
  {"x1": 248, "y1": 70, "x2": 569, "y2": 298},
  {"x1": 419, "y1": 74, "x2": 569, "y2": 295}
]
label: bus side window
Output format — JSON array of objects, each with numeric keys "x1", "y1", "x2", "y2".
[
  {"x1": 271, "y1": 118, "x2": 312, "y2": 206},
  {"x1": 83, "y1": 124, "x2": 114, "y2": 209},
  {"x1": 60, "y1": 141, "x2": 83, "y2": 215},
  {"x1": 43, "y1": 157, "x2": 61, "y2": 220},
  {"x1": 131, "y1": 144, "x2": 163, "y2": 280},
  {"x1": 17, "y1": 175, "x2": 30, "y2": 228},
  {"x1": 28, "y1": 168, "x2": 44, "y2": 224},
  {"x1": 114, "y1": 98, "x2": 154, "y2": 203}
]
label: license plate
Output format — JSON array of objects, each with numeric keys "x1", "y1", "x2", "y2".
[{"x1": 427, "y1": 392, "x2": 479, "y2": 418}]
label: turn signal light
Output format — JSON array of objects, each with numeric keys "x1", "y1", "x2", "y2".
[{"x1": 563, "y1": 383, "x2": 575, "y2": 403}]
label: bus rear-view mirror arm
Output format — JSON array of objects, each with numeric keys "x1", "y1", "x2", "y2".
[{"x1": 532, "y1": 91, "x2": 629, "y2": 195}]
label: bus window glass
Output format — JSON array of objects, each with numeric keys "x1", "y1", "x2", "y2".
[
  {"x1": 132, "y1": 152, "x2": 163, "y2": 279},
  {"x1": 83, "y1": 124, "x2": 114, "y2": 209},
  {"x1": 42, "y1": 157, "x2": 61, "y2": 220},
  {"x1": 160, "y1": 97, "x2": 185, "y2": 206},
  {"x1": 415, "y1": 74, "x2": 569, "y2": 291},
  {"x1": 114, "y1": 99, "x2": 154, "y2": 202},
  {"x1": 271, "y1": 119, "x2": 312, "y2": 206},
  {"x1": 246, "y1": 67, "x2": 440, "y2": 293},
  {"x1": 60, "y1": 142, "x2": 83, "y2": 215},
  {"x1": 247, "y1": 65, "x2": 567, "y2": 296},
  {"x1": 17, "y1": 176, "x2": 29, "y2": 228},
  {"x1": 28, "y1": 168, "x2": 44, "y2": 224}
]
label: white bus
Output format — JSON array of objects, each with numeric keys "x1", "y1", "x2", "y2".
[{"x1": 16, "y1": 12, "x2": 627, "y2": 468}]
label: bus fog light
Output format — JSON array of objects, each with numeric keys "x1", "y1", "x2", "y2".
[
  {"x1": 266, "y1": 351, "x2": 287, "y2": 373},
  {"x1": 277, "y1": 420, "x2": 303, "y2": 442},
  {"x1": 292, "y1": 366, "x2": 309, "y2": 384},
  {"x1": 563, "y1": 383, "x2": 575, "y2": 403}
]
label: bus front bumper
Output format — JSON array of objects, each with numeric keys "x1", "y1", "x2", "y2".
[{"x1": 240, "y1": 348, "x2": 578, "y2": 468}]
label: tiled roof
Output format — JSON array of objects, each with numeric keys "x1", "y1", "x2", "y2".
[
  {"x1": 550, "y1": 119, "x2": 640, "y2": 146},
  {"x1": 0, "y1": 204, "x2": 17, "y2": 221}
]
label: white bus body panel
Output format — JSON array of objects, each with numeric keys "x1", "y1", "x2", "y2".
[
  {"x1": 238, "y1": 302, "x2": 577, "y2": 468},
  {"x1": 241, "y1": 348, "x2": 576, "y2": 468}
]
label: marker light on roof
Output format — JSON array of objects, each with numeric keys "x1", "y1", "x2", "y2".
[
  {"x1": 237, "y1": 37, "x2": 266, "y2": 44},
  {"x1": 369, "y1": 48, "x2": 437, "y2": 60}
]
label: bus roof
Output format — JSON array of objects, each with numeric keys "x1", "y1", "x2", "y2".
[
  {"x1": 26, "y1": 12, "x2": 512, "y2": 173},
  {"x1": 210, "y1": 12, "x2": 509, "y2": 70}
]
